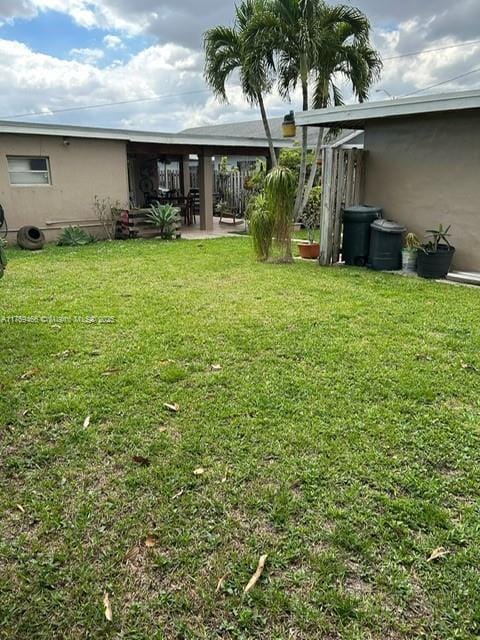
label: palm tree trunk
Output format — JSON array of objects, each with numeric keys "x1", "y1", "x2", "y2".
[
  {"x1": 300, "y1": 126, "x2": 325, "y2": 212},
  {"x1": 293, "y1": 76, "x2": 309, "y2": 221},
  {"x1": 257, "y1": 92, "x2": 277, "y2": 168}
]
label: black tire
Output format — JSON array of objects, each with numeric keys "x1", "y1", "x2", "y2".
[{"x1": 17, "y1": 226, "x2": 45, "y2": 251}]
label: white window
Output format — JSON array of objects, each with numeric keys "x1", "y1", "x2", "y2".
[{"x1": 7, "y1": 156, "x2": 51, "y2": 186}]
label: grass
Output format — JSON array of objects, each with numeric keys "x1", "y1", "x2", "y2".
[{"x1": 1, "y1": 237, "x2": 480, "y2": 639}]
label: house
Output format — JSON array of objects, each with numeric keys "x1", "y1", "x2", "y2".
[
  {"x1": 0, "y1": 120, "x2": 289, "y2": 243},
  {"x1": 296, "y1": 89, "x2": 480, "y2": 272}
]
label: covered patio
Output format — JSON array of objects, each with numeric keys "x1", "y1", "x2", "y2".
[{"x1": 125, "y1": 131, "x2": 287, "y2": 233}]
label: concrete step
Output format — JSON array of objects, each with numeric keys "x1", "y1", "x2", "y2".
[{"x1": 447, "y1": 271, "x2": 480, "y2": 286}]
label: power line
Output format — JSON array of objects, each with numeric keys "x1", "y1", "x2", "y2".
[
  {"x1": 383, "y1": 38, "x2": 480, "y2": 62},
  {"x1": 0, "y1": 88, "x2": 212, "y2": 120},
  {"x1": 2, "y1": 38, "x2": 480, "y2": 120},
  {"x1": 403, "y1": 66, "x2": 480, "y2": 97}
]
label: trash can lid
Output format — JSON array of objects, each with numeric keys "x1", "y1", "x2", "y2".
[
  {"x1": 343, "y1": 205, "x2": 382, "y2": 222},
  {"x1": 371, "y1": 219, "x2": 407, "y2": 234}
]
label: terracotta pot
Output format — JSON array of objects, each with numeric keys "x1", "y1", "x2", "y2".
[{"x1": 298, "y1": 242, "x2": 320, "y2": 259}]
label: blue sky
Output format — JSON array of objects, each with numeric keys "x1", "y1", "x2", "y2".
[{"x1": 0, "y1": 1, "x2": 479, "y2": 131}]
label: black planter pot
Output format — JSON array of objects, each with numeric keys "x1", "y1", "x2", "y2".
[{"x1": 417, "y1": 245, "x2": 455, "y2": 279}]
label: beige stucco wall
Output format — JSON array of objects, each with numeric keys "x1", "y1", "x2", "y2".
[
  {"x1": 364, "y1": 111, "x2": 480, "y2": 271},
  {"x1": 0, "y1": 133, "x2": 129, "y2": 243}
]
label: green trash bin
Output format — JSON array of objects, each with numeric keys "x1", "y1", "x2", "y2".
[
  {"x1": 368, "y1": 219, "x2": 406, "y2": 271},
  {"x1": 342, "y1": 205, "x2": 382, "y2": 266}
]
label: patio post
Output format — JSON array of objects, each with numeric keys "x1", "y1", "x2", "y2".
[
  {"x1": 181, "y1": 154, "x2": 190, "y2": 196},
  {"x1": 198, "y1": 153, "x2": 214, "y2": 231}
]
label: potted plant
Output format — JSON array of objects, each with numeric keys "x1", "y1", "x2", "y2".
[
  {"x1": 298, "y1": 185, "x2": 321, "y2": 259},
  {"x1": 146, "y1": 203, "x2": 180, "y2": 239},
  {"x1": 0, "y1": 238, "x2": 7, "y2": 279},
  {"x1": 402, "y1": 232, "x2": 420, "y2": 273},
  {"x1": 417, "y1": 224, "x2": 455, "y2": 279}
]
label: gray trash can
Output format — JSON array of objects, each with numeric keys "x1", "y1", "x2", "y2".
[
  {"x1": 368, "y1": 219, "x2": 406, "y2": 271},
  {"x1": 342, "y1": 205, "x2": 382, "y2": 266}
]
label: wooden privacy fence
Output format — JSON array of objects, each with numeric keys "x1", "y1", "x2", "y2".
[
  {"x1": 319, "y1": 148, "x2": 367, "y2": 265},
  {"x1": 162, "y1": 168, "x2": 253, "y2": 216}
]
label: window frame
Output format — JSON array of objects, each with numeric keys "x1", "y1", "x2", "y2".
[{"x1": 7, "y1": 155, "x2": 52, "y2": 187}]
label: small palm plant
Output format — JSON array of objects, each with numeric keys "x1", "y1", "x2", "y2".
[
  {"x1": 302, "y1": 186, "x2": 322, "y2": 244},
  {"x1": 423, "y1": 224, "x2": 452, "y2": 253},
  {"x1": 146, "y1": 203, "x2": 180, "y2": 240},
  {"x1": 248, "y1": 193, "x2": 274, "y2": 261},
  {"x1": 265, "y1": 165, "x2": 297, "y2": 262}
]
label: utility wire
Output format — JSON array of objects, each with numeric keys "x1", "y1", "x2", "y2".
[
  {"x1": 1, "y1": 39, "x2": 480, "y2": 120},
  {"x1": 402, "y1": 66, "x2": 480, "y2": 97},
  {"x1": 0, "y1": 88, "x2": 212, "y2": 120},
  {"x1": 383, "y1": 38, "x2": 480, "y2": 62}
]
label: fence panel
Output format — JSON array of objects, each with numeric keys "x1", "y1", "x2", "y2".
[{"x1": 319, "y1": 148, "x2": 367, "y2": 265}]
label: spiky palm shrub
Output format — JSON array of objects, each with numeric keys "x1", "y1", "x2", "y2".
[
  {"x1": 265, "y1": 165, "x2": 296, "y2": 263},
  {"x1": 248, "y1": 194, "x2": 274, "y2": 261}
]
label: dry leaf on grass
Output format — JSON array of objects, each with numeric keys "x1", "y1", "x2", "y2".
[
  {"x1": 172, "y1": 489, "x2": 184, "y2": 500},
  {"x1": 20, "y1": 368, "x2": 40, "y2": 380},
  {"x1": 124, "y1": 545, "x2": 141, "y2": 563},
  {"x1": 158, "y1": 426, "x2": 167, "y2": 433},
  {"x1": 215, "y1": 573, "x2": 228, "y2": 594},
  {"x1": 144, "y1": 535, "x2": 158, "y2": 548},
  {"x1": 461, "y1": 362, "x2": 478, "y2": 372},
  {"x1": 193, "y1": 467, "x2": 205, "y2": 476},
  {"x1": 244, "y1": 554, "x2": 268, "y2": 594},
  {"x1": 102, "y1": 368, "x2": 121, "y2": 376},
  {"x1": 221, "y1": 469, "x2": 228, "y2": 483},
  {"x1": 21, "y1": 409, "x2": 30, "y2": 417},
  {"x1": 16, "y1": 504, "x2": 25, "y2": 513},
  {"x1": 103, "y1": 592, "x2": 113, "y2": 622},
  {"x1": 132, "y1": 455, "x2": 150, "y2": 467},
  {"x1": 427, "y1": 547, "x2": 449, "y2": 562},
  {"x1": 164, "y1": 403, "x2": 179, "y2": 413},
  {"x1": 83, "y1": 415, "x2": 91, "y2": 428},
  {"x1": 211, "y1": 364, "x2": 222, "y2": 371}
]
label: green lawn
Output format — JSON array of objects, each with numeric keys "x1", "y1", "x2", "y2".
[{"x1": 1, "y1": 238, "x2": 479, "y2": 639}]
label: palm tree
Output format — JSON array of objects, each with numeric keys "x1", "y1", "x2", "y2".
[
  {"x1": 247, "y1": 0, "x2": 381, "y2": 217},
  {"x1": 204, "y1": 0, "x2": 278, "y2": 167}
]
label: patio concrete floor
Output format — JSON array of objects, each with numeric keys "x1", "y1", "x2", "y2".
[{"x1": 180, "y1": 216, "x2": 247, "y2": 240}]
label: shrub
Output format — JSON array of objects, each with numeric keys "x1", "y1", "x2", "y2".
[
  {"x1": 248, "y1": 194, "x2": 274, "y2": 261},
  {"x1": 302, "y1": 185, "x2": 322, "y2": 243},
  {"x1": 57, "y1": 226, "x2": 95, "y2": 247},
  {"x1": 146, "y1": 203, "x2": 180, "y2": 240}
]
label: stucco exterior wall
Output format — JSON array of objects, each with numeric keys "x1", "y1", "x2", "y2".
[
  {"x1": 364, "y1": 111, "x2": 480, "y2": 271},
  {"x1": 0, "y1": 134, "x2": 129, "y2": 243}
]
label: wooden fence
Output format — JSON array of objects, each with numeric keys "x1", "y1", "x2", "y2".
[
  {"x1": 162, "y1": 168, "x2": 253, "y2": 216},
  {"x1": 319, "y1": 148, "x2": 366, "y2": 265}
]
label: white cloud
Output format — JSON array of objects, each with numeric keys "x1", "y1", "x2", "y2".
[
  {"x1": 103, "y1": 34, "x2": 123, "y2": 49},
  {"x1": 70, "y1": 47, "x2": 105, "y2": 64}
]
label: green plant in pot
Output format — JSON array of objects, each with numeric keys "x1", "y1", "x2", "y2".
[
  {"x1": 0, "y1": 238, "x2": 7, "y2": 279},
  {"x1": 298, "y1": 185, "x2": 321, "y2": 259},
  {"x1": 402, "y1": 232, "x2": 420, "y2": 273},
  {"x1": 146, "y1": 203, "x2": 180, "y2": 240},
  {"x1": 417, "y1": 224, "x2": 455, "y2": 279}
]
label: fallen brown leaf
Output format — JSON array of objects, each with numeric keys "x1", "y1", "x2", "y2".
[
  {"x1": 244, "y1": 554, "x2": 268, "y2": 594},
  {"x1": 20, "y1": 368, "x2": 40, "y2": 380},
  {"x1": 427, "y1": 547, "x2": 449, "y2": 562},
  {"x1": 144, "y1": 535, "x2": 157, "y2": 548},
  {"x1": 172, "y1": 489, "x2": 184, "y2": 500},
  {"x1": 211, "y1": 364, "x2": 222, "y2": 371},
  {"x1": 193, "y1": 467, "x2": 205, "y2": 476},
  {"x1": 215, "y1": 573, "x2": 228, "y2": 593},
  {"x1": 83, "y1": 415, "x2": 91, "y2": 428},
  {"x1": 164, "y1": 403, "x2": 179, "y2": 413},
  {"x1": 132, "y1": 455, "x2": 150, "y2": 467},
  {"x1": 124, "y1": 545, "x2": 141, "y2": 563},
  {"x1": 461, "y1": 362, "x2": 478, "y2": 372},
  {"x1": 103, "y1": 592, "x2": 113, "y2": 622},
  {"x1": 16, "y1": 504, "x2": 25, "y2": 513},
  {"x1": 21, "y1": 409, "x2": 29, "y2": 417}
]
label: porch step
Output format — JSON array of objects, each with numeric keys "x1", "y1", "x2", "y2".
[{"x1": 446, "y1": 271, "x2": 480, "y2": 286}]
